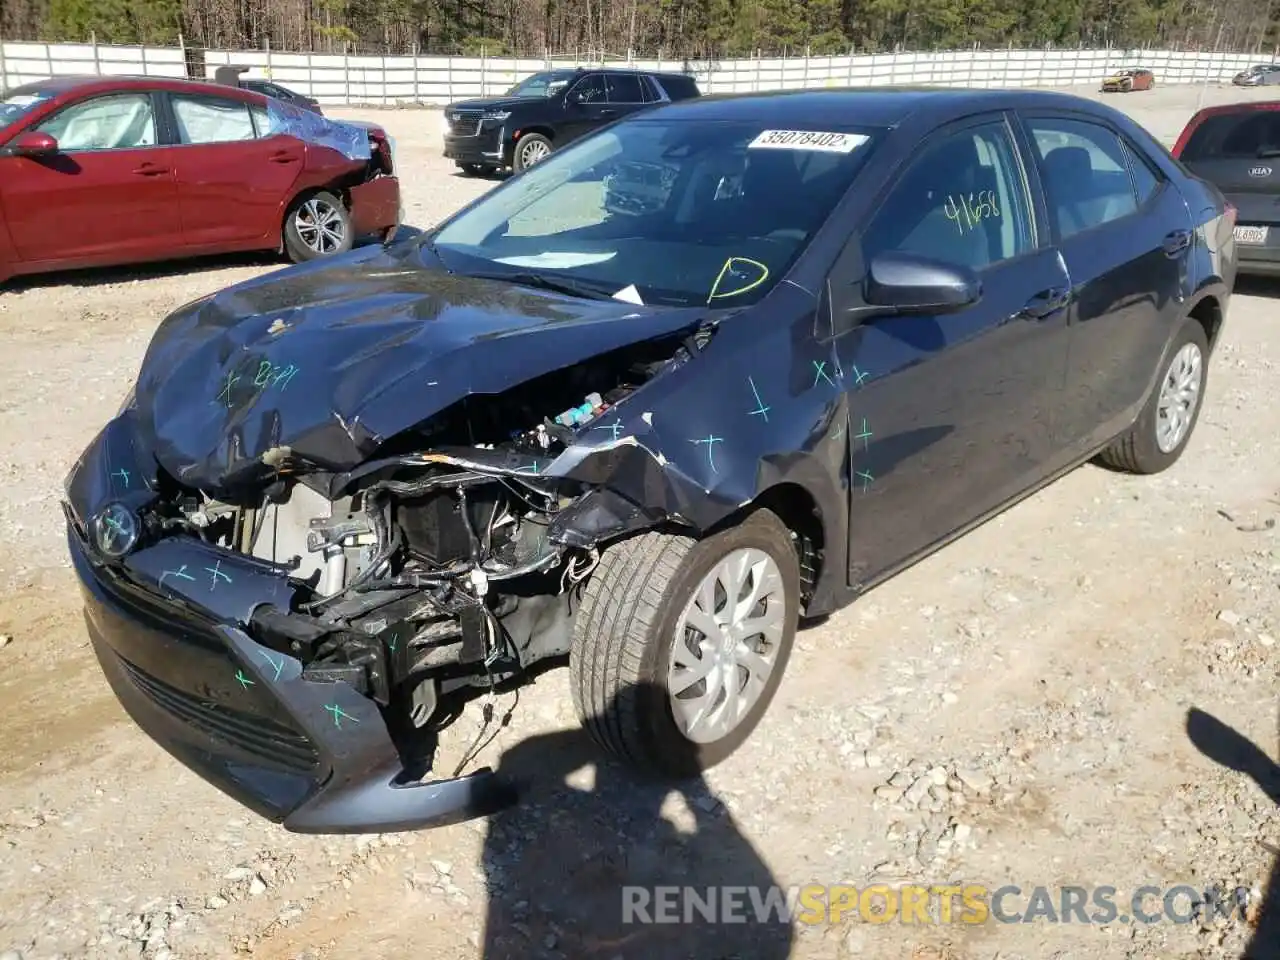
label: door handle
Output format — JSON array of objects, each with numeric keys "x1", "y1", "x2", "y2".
[
  {"x1": 1163, "y1": 228, "x2": 1193, "y2": 257},
  {"x1": 598, "y1": 108, "x2": 617, "y2": 117},
  {"x1": 1018, "y1": 286, "x2": 1070, "y2": 320},
  {"x1": 132, "y1": 164, "x2": 168, "y2": 176},
  {"x1": 269, "y1": 151, "x2": 300, "y2": 164}
]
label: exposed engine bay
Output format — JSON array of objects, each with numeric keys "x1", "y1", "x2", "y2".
[{"x1": 141, "y1": 331, "x2": 702, "y2": 735}]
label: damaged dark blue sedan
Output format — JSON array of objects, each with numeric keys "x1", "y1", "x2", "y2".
[{"x1": 65, "y1": 87, "x2": 1236, "y2": 833}]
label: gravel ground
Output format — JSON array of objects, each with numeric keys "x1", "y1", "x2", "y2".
[{"x1": 0, "y1": 82, "x2": 1277, "y2": 960}]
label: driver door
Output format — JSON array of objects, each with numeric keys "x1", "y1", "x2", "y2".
[
  {"x1": 829, "y1": 115, "x2": 1073, "y2": 588},
  {"x1": 560, "y1": 74, "x2": 611, "y2": 144},
  {"x1": 2, "y1": 90, "x2": 181, "y2": 264}
]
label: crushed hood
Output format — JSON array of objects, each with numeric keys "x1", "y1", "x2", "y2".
[{"x1": 133, "y1": 241, "x2": 706, "y2": 495}]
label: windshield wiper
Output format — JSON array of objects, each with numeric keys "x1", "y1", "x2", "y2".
[
  {"x1": 1257, "y1": 147, "x2": 1280, "y2": 158},
  {"x1": 464, "y1": 270, "x2": 615, "y2": 301}
]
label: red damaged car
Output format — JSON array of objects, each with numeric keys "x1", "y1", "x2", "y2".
[{"x1": 0, "y1": 76, "x2": 399, "y2": 284}]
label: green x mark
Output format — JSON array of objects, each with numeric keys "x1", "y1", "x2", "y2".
[{"x1": 324, "y1": 704, "x2": 360, "y2": 729}]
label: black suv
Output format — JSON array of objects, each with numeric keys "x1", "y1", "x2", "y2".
[
  {"x1": 441, "y1": 67, "x2": 700, "y2": 176},
  {"x1": 240, "y1": 78, "x2": 323, "y2": 114},
  {"x1": 211, "y1": 66, "x2": 324, "y2": 114}
]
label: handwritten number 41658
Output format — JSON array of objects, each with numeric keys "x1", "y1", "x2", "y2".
[
  {"x1": 254, "y1": 360, "x2": 299, "y2": 391},
  {"x1": 944, "y1": 191, "x2": 1000, "y2": 235}
]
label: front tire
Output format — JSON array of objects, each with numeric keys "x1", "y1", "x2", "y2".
[
  {"x1": 570, "y1": 509, "x2": 800, "y2": 779},
  {"x1": 1099, "y1": 316, "x2": 1209, "y2": 474},
  {"x1": 513, "y1": 133, "x2": 552, "y2": 172},
  {"x1": 283, "y1": 190, "x2": 353, "y2": 263}
]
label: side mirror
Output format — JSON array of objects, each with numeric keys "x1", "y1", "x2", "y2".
[
  {"x1": 11, "y1": 131, "x2": 58, "y2": 157},
  {"x1": 864, "y1": 252, "x2": 981, "y2": 314}
]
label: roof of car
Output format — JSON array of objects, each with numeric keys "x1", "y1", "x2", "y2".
[
  {"x1": 642, "y1": 86, "x2": 1098, "y2": 127},
  {"x1": 566, "y1": 66, "x2": 693, "y2": 79},
  {"x1": 5, "y1": 74, "x2": 264, "y2": 102}
]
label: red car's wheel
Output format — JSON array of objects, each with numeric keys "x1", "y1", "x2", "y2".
[{"x1": 283, "y1": 191, "x2": 354, "y2": 263}]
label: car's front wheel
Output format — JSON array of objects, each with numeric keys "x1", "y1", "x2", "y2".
[
  {"x1": 1099, "y1": 315, "x2": 1209, "y2": 474},
  {"x1": 283, "y1": 190, "x2": 353, "y2": 263},
  {"x1": 570, "y1": 509, "x2": 800, "y2": 778},
  {"x1": 513, "y1": 133, "x2": 552, "y2": 172}
]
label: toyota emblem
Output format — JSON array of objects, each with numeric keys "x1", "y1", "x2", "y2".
[
  {"x1": 1249, "y1": 165, "x2": 1272, "y2": 177},
  {"x1": 92, "y1": 502, "x2": 139, "y2": 559}
]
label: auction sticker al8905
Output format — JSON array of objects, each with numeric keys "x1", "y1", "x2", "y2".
[{"x1": 748, "y1": 129, "x2": 870, "y2": 153}]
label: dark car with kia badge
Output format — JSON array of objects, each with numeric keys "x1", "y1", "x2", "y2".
[
  {"x1": 67, "y1": 87, "x2": 1234, "y2": 834},
  {"x1": 1173, "y1": 100, "x2": 1280, "y2": 276}
]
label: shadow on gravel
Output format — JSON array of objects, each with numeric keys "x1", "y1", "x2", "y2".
[
  {"x1": 480, "y1": 682, "x2": 793, "y2": 959},
  {"x1": 2, "y1": 230, "x2": 426, "y2": 292},
  {"x1": 3, "y1": 250, "x2": 281, "y2": 291},
  {"x1": 1186, "y1": 707, "x2": 1280, "y2": 960},
  {"x1": 1233, "y1": 276, "x2": 1280, "y2": 300}
]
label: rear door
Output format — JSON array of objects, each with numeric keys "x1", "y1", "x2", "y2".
[
  {"x1": 1, "y1": 90, "x2": 181, "y2": 263},
  {"x1": 1176, "y1": 106, "x2": 1280, "y2": 233},
  {"x1": 1020, "y1": 113, "x2": 1194, "y2": 456},
  {"x1": 162, "y1": 90, "x2": 304, "y2": 247},
  {"x1": 602, "y1": 73, "x2": 651, "y2": 121}
]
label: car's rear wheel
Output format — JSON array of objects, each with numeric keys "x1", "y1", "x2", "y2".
[
  {"x1": 1099, "y1": 316, "x2": 1209, "y2": 474},
  {"x1": 284, "y1": 190, "x2": 353, "y2": 263},
  {"x1": 513, "y1": 133, "x2": 552, "y2": 172},
  {"x1": 570, "y1": 509, "x2": 800, "y2": 778}
]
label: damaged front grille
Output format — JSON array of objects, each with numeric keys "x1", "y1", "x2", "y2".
[
  {"x1": 137, "y1": 325, "x2": 706, "y2": 740},
  {"x1": 118, "y1": 655, "x2": 320, "y2": 774}
]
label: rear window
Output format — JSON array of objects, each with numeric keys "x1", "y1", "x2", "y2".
[
  {"x1": 0, "y1": 84, "x2": 55, "y2": 126},
  {"x1": 652, "y1": 74, "x2": 700, "y2": 101},
  {"x1": 1181, "y1": 109, "x2": 1280, "y2": 162}
]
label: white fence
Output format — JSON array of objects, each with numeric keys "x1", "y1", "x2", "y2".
[
  {"x1": 0, "y1": 41, "x2": 187, "y2": 85},
  {"x1": 1, "y1": 40, "x2": 1267, "y2": 107}
]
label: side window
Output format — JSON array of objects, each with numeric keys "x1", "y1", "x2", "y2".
[
  {"x1": 1026, "y1": 117, "x2": 1138, "y2": 239},
  {"x1": 35, "y1": 93, "x2": 157, "y2": 151},
  {"x1": 605, "y1": 73, "x2": 645, "y2": 103},
  {"x1": 250, "y1": 105, "x2": 271, "y2": 137},
  {"x1": 568, "y1": 75, "x2": 607, "y2": 104},
  {"x1": 1123, "y1": 139, "x2": 1162, "y2": 206},
  {"x1": 862, "y1": 122, "x2": 1033, "y2": 273},
  {"x1": 171, "y1": 95, "x2": 257, "y2": 145}
]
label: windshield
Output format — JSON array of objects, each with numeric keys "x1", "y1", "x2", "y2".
[
  {"x1": 0, "y1": 85, "x2": 54, "y2": 128},
  {"x1": 505, "y1": 71, "x2": 576, "y2": 98},
  {"x1": 432, "y1": 119, "x2": 881, "y2": 308}
]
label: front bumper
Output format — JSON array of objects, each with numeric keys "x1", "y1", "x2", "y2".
[
  {"x1": 349, "y1": 175, "x2": 400, "y2": 239},
  {"x1": 69, "y1": 520, "x2": 514, "y2": 833},
  {"x1": 443, "y1": 122, "x2": 508, "y2": 167}
]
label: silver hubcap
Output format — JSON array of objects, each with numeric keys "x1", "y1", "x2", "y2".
[
  {"x1": 295, "y1": 198, "x2": 346, "y2": 254},
  {"x1": 1155, "y1": 341, "x2": 1203, "y2": 453},
  {"x1": 667, "y1": 547, "x2": 787, "y2": 744},
  {"x1": 520, "y1": 138, "x2": 549, "y2": 167}
]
